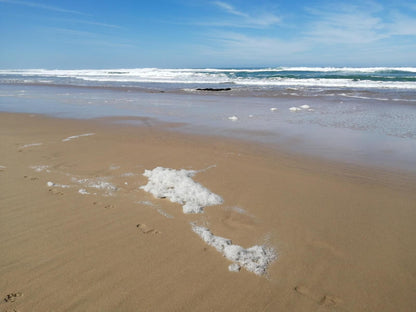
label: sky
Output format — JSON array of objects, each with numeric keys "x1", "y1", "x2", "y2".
[{"x1": 1, "y1": 0, "x2": 416, "y2": 68}]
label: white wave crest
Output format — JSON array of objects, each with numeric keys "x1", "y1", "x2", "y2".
[{"x1": 1, "y1": 67, "x2": 416, "y2": 89}]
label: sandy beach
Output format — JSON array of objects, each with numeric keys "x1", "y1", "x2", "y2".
[{"x1": 1, "y1": 112, "x2": 416, "y2": 312}]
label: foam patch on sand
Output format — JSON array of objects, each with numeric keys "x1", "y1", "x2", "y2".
[
  {"x1": 62, "y1": 133, "x2": 95, "y2": 142},
  {"x1": 47, "y1": 181, "x2": 71, "y2": 188},
  {"x1": 72, "y1": 177, "x2": 117, "y2": 196},
  {"x1": 20, "y1": 143, "x2": 43, "y2": 149},
  {"x1": 140, "y1": 167, "x2": 223, "y2": 213},
  {"x1": 30, "y1": 165, "x2": 50, "y2": 172},
  {"x1": 78, "y1": 188, "x2": 90, "y2": 195},
  {"x1": 191, "y1": 224, "x2": 276, "y2": 275}
]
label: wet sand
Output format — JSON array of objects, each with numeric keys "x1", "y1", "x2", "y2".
[{"x1": 1, "y1": 112, "x2": 416, "y2": 311}]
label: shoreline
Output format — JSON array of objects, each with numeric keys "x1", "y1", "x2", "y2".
[
  {"x1": 2, "y1": 82, "x2": 416, "y2": 175},
  {"x1": 1, "y1": 112, "x2": 416, "y2": 311},
  {"x1": 5, "y1": 111, "x2": 416, "y2": 189}
]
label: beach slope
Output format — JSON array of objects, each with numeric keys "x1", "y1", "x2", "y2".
[{"x1": 1, "y1": 113, "x2": 416, "y2": 311}]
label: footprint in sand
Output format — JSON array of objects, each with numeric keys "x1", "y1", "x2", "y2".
[
  {"x1": 48, "y1": 188, "x2": 64, "y2": 195},
  {"x1": 92, "y1": 202, "x2": 114, "y2": 209},
  {"x1": 3, "y1": 292, "x2": 23, "y2": 303},
  {"x1": 294, "y1": 286, "x2": 341, "y2": 308},
  {"x1": 136, "y1": 223, "x2": 160, "y2": 235},
  {"x1": 319, "y1": 295, "x2": 341, "y2": 307},
  {"x1": 24, "y1": 175, "x2": 39, "y2": 181}
]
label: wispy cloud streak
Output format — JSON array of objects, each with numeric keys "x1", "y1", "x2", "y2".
[
  {"x1": 387, "y1": 14, "x2": 416, "y2": 36},
  {"x1": 51, "y1": 17, "x2": 123, "y2": 29},
  {"x1": 303, "y1": 4, "x2": 386, "y2": 44},
  {"x1": 42, "y1": 27, "x2": 134, "y2": 48},
  {"x1": 211, "y1": 1, "x2": 280, "y2": 28},
  {"x1": 0, "y1": 0, "x2": 87, "y2": 15},
  {"x1": 202, "y1": 31, "x2": 307, "y2": 64},
  {"x1": 303, "y1": 2, "x2": 416, "y2": 45},
  {"x1": 213, "y1": 1, "x2": 248, "y2": 17}
]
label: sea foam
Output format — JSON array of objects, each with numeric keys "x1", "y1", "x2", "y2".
[
  {"x1": 140, "y1": 167, "x2": 223, "y2": 213},
  {"x1": 62, "y1": 133, "x2": 95, "y2": 142},
  {"x1": 20, "y1": 143, "x2": 43, "y2": 149},
  {"x1": 2, "y1": 67, "x2": 416, "y2": 89},
  {"x1": 72, "y1": 177, "x2": 117, "y2": 196},
  {"x1": 192, "y1": 224, "x2": 276, "y2": 275},
  {"x1": 30, "y1": 165, "x2": 50, "y2": 172},
  {"x1": 46, "y1": 181, "x2": 70, "y2": 188}
]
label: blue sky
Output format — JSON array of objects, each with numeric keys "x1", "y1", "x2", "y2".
[{"x1": 1, "y1": 0, "x2": 416, "y2": 68}]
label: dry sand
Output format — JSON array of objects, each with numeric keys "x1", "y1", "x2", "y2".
[{"x1": 1, "y1": 112, "x2": 416, "y2": 312}]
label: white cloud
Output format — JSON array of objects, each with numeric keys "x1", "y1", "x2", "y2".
[
  {"x1": 191, "y1": 1, "x2": 416, "y2": 66},
  {"x1": 303, "y1": 2, "x2": 416, "y2": 45},
  {"x1": 211, "y1": 1, "x2": 281, "y2": 28},
  {"x1": 0, "y1": 0, "x2": 86, "y2": 15},
  {"x1": 213, "y1": 1, "x2": 248, "y2": 18},
  {"x1": 387, "y1": 14, "x2": 416, "y2": 36},
  {"x1": 304, "y1": 6, "x2": 386, "y2": 44},
  {"x1": 47, "y1": 27, "x2": 100, "y2": 37},
  {"x1": 201, "y1": 31, "x2": 307, "y2": 65},
  {"x1": 39, "y1": 27, "x2": 134, "y2": 48},
  {"x1": 50, "y1": 17, "x2": 123, "y2": 29}
]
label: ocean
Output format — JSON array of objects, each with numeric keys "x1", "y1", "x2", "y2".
[
  {"x1": 1, "y1": 67, "x2": 416, "y2": 172},
  {"x1": 1, "y1": 67, "x2": 416, "y2": 89}
]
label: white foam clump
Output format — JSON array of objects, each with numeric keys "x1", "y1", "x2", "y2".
[
  {"x1": 72, "y1": 177, "x2": 117, "y2": 195},
  {"x1": 78, "y1": 188, "x2": 90, "y2": 195},
  {"x1": 30, "y1": 165, "x2": 49, "y2": 172},
  {"x1": 270, "y1": 107, "x2": 278, "y2": 111},
  {"x1": 47, "y1": 181, "x2": 71, "y2": 188},
  {"x1": 140, "y1": 167, "x2": 223, "y2": 214},
  {"x1": 290, "y1": 105, "x2": 313, "y2": 112},
  {"x1": 20, "y1": 143, "x2": 43, "y2": 149},
  {"x1": 62, "y1": 133, "x2": 95, "y2": 142},
  {"x1": 75, "y1": 178, "x2": 116, "y2": 190},
  {"x1": 192, "y1": 224, "x2": 276, "y2": 275},
  {"x1": 228, "y1": 263, "x2": 241, "y2": 272},
  {"x1": 228, "y1": 115, "x2": 238, "y2": 121}
]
